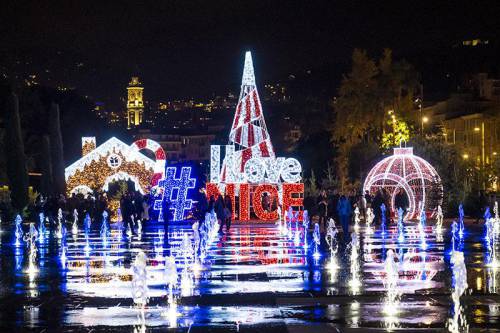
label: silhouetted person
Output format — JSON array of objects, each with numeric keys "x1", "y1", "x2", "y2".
[
  {"x1": 224, "y1": 194, "x2": 232, "y2": 231},
  {"x1": 197, "y1": 188, "x2": 208, "y2": 220},
  {"x1": 215, "y1": 195, "x2": 225, "y2": 234},
  {"x1": 372, "y1": 190, "x2": 383, "y2": 224},
  {"x1": 208, "y1": 195, "x2": 215, "y2": 213},
  {"x1": 394, "y1": 188, "x2": 409, "y2": 216},
  {"x1": 162, "y1": 196, "x2": 171, "y2": 245},
  {"x1": 317, "y1": 190, "x2": 328, "y2": 230},
  {"x1": 121, "y1": 193, "x2": 135, "y2": 234},
  {"x1": 337, "y1": 195, "x2": 352, "y2": 239}
]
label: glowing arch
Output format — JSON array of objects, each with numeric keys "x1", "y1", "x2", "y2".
[
  {"x1": 363, "y1": 147, "x2": 443, "y2": 219},
  {"x1": 131, "y1": 139, "x2": 166, "y2": 186},
  {"x1": 102, "y1": 171, "x2": 146, "y2": 194},
  {"x1": 69, "y1": 185, "x2": 94, "y2": 197}
]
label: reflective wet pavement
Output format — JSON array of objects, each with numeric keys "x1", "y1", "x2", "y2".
[{"x1": 0, "y1": 220, "x2": 499, "y2": 332}]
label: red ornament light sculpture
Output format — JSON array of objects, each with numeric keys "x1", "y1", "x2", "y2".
[{"x1": 363, "y1": 147, "x2": 443, "y2": 219}]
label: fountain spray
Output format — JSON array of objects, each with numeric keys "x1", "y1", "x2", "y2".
[
  {"x1": 493, "y1": 201, "x2": 499, "y2": 233},
  {"x1": 397, "y1": 207, "x2": 405, "y2": 242},
  {"x1": 419, "y1": 203, "x2": 427, "y2": 250},
  {"x1": 436, "y1": 205, "x2": 444, "y2": 234},
  {"x1": 365, "y1": 207, "x2": 374, "y2": 235},
  {"x1": 14, "y1": 215, "x2": 23, "y2": 247},
  {"x1": 383, "y1": 249, "x2": 401, "y2": 330},
  {"x1": 23, "y1": 223, "x2": 39, "y2": 279},
  {"x1": 312, "y1": 222, "x2": 321, "y2": 259},
  {"x1": 451, "y1": 221, "x2": 458, "y2": 253},
  {"x1": 458, "y1": 204, "x2": 465, "y2": 239},
  {"x1": 348, "y1": 233, "x2": 361, "y2": 294},
  {"x1": 131, "y1": 251, "x2": 149, "y2": 327},
  {"x1": 101, "y1": 211, "x2": 109, "y2": 248},
  {"x1": 353, "y1": 206, "x2": 360, "y2": 232},
  {"x1": 325, "y1": 218, "x2": 339, "y2": 270},
  {"x1": 380, "y1": 203, "x2": 387, "y2": 236},
  {"x1": 163, "y1": 255, "x2": 178, "y2": 327},
  {"x1": 38, "y1": 213, "x2": 46, "y2": 242},
  {"x1": 56, "y1": 208, "x2": 63, "y2": 239},
  {"x1": 302, "y1": 210, "x2": 310, "y2": 249}
]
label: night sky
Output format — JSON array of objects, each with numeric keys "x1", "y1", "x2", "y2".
[{"x1": 2, "y1": 1, "x2": 500, "y2": 106}]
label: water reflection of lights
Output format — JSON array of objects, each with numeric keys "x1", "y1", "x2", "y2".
[
  {"x1": 348, "y1": 233, "x2": 362, "y2": 294},
  {"x1": 487, "y1": 266, "x2": 499, "y2": 294},
  {"x1": 485, "y1": 216, "x2": 499, "y2": 268},
  {"x1": 162, "y1": 300, "x2": 178, "y2": 328},
  {"x1": 350, "y1": 301, "x2": 360, "y2": 327},
  {"x1": 383, "y1": 249, "x2": 401, "y2": 331},
  {"x1": 180, "y1": 268, "x2": 193, "y2": 297},
  {"x1": 5, "y1": 215, "x2": 500, "y2": 331},
  {"x1": 447, "y1": 250, "x2": 468, "y2": 333}
]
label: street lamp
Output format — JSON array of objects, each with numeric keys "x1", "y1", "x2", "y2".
[
  {"x1": 473, "y1": 123, "x2": 485, "y2": 166},
  {"x1": 473, "y1": 122, "x2": 486, "y2": 190},
  {"x1": 421, "y1": 116, "x2": 429, "y2": 135}
]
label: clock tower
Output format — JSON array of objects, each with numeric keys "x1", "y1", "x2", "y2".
[{"x1": 126, "y1": 76, "x2": 144, "y2": 128}]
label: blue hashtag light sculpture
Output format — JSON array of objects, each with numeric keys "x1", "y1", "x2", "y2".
[{"x1": 154, "y1": 166, "x2": 196, "y2": 221}]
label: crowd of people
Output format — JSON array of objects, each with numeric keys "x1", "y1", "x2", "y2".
[
  {"x1": 309, "y1": 187, "x2": 497, "y2": 236},
  {"x1": 309, "y1": 188, "x2": 407, "y2": 235},
  {"x1": 32, "y1": 191, "x2": 152, "y2": 228},
  {"x1": 6, "y1": 183, "x2": 495, "y2": 237},
  {"x1": 199, "y1": 193, "x2": 232, "y2": 234}
]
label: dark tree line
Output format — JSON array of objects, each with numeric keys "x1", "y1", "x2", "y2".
[
  {"x1": 1, "y1": 85, "x2": 29, "y2": 210},
  {"x1": 0, "y1": 83, "x2": 77, "y2": 213}
]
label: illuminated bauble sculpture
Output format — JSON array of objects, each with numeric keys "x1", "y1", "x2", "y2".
[{"x1": 363, "y1": 147, "x2": 443, "y2": 219}]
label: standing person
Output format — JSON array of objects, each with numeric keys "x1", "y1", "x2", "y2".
[
  {"x1": 394, "y1": 188, "x2": 409, "y2": 217},
  {"x1": 364, "y1": 190, "x2": 372, "y2": 211},
  {"x1": 327, "y1": 189, "x2": 335, "y2": 220},
  {"x1": 337, "y1": 194, "x2": 352, "y2": 239},
  {"x1": 348, "y1": 190, "x2": 357, "y2": 208},
  {"x1": 331, "y1": 189, "x2": 340, "y2": 223},
  {"x1": 372, "y1": 189, "x2": 383, "y2": 225},
  {"x1": 224, "y1": 194, "x2": 232, "y2": 232},
  {"x1": 262, "y1": 193, "x2": 271, "y2": 212},
  {"x1": 128, "y1": 193, "x2": 136, "y2": 229},
  {"x1": 215, "y1": 195, "x2": 225, "y2": 234},
  {"x1": 197, "y1": 188, "x2": 208, "y2": 220},
  {"x1": 317, "y1": 190, "x2": 328, "y2": 230},
  {"x1": 208, "y1": 195, "x2": 215, "y2": 213},
  {"x1": 120, "y1": 193, "x2": 128, "y2": 227},
  {"x1": 381, "y1": 188, "x2": 391, "y2": 222},
  {"x1": 124, "y1": 193, "x2": 135, "y2": 234},
  {"x1": 134, "y1": 191, "x2": 143, "y2": 223},
  {"x1": 271, "y1": 196, "x2": 278, "y2": 212},
  {"x1": 141, "y1": 194, "x2": 150, "y2": 222},
  {"x1": 477, "y1": 190, "x2": 488, "y2": 224},
  {"x1": 162, "y1": 194, "x2": 171, "y2": 245},
  {"x1": 95, "y1": 194, "x2": 105, "y2": 218},
  {"x1": 359, "y1": 191, "x2": 367, "y2": 222}
]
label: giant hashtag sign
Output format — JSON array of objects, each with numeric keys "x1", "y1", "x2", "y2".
[{"x1": 154, "y1": 166, "x2": 196, "y2": 221}]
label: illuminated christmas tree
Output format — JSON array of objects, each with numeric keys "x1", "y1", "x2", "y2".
[{"x1": 221, "y1": 51, "x2": 275, "y2": 181}]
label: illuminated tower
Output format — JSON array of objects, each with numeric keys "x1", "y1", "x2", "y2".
[{"x1": 126, "y1": 76, "x2": 144, "y2": 128}]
